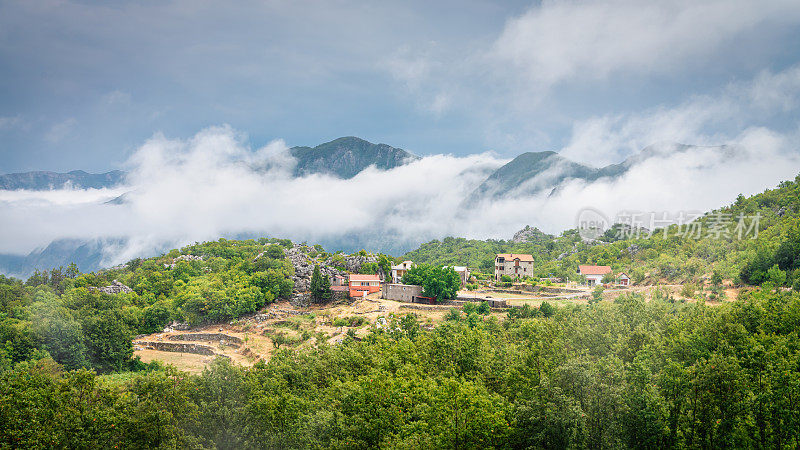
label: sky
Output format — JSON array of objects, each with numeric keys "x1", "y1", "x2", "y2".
[
  {"x1": 2, "y1": 0, "x2": 800, "y2": 172},
  {"x1": 1, "y1": 0, "x2": 800, "y2": 266}
]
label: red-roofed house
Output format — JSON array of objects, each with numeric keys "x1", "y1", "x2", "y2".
[
  {"x1": 349, "y1": 274, "x2": 381, "y2": 297},
  {"x1": 578, "y1": 265, "x2": 612, "y2": 286},
  {"x1": 495, "y1": 254, "x2": 534, "y2": 281}
]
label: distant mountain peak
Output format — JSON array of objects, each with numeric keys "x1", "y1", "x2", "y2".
[
  {"x1": 471, "y1": 150, "x2": 595, "y2": 199},
  {"x1": 471, "y1": 142, "x2": 733, "y2": 201},
  {"x1": 290, "y1": 136, "x2": 418, "y2": 179}
]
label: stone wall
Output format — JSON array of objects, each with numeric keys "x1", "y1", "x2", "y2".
[
  {"x1": 169, "y1": 333, "x2": 242, "y2": 347},
  {"x1": 455, "y1": 295, "x2": 508, "y2": 308},
  {"x1": 136, "y1": 341, "x2": 216, "y2": 356}
]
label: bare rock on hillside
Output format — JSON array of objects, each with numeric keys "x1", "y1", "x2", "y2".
[
  {"x1": 89, "y1": 280, "x2": 133, "y2": 295},
  {"x1": 512, "y1": 225, "x2": 553, "y2": 243},
  {"x1": 286, "y1": 245, "x2": 347, "y2": 292}
]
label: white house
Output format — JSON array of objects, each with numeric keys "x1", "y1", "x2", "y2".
[
  {"x1": 616, "y1": 272, "x2": 630, "y2": 286},
  {"x1": 578, "y1": 265, "x2": 612, "y2": 286},
  {"x1": 391, "y1": 260, "x2": 415, "y2": 283}
]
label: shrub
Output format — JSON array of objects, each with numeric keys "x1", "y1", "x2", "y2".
[
  {"x1": 507, "y1": 303, "x2": 538, "y2": 319},
  {"x1": 590, "y1": 286, "x2": 604, "y2": 304},
  {"x1": 462, "y1": 302, "x2": 477, "y2": 315},
  {"x1": 332, "y1": 316, "x2": 367, "y2": 327},
  {"x1": 265, "y1": 245, "x2": 285, "y2": 259},
  {"x1": 444, "y1": 308, "x2": 461, "y2": 321},
  {"x1": 539, "y1": 301, "x2": 556, "y2": 317}
]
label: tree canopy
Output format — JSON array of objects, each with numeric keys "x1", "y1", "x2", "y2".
[{"x1": 401, "y1": 264, "x2": 460, "y2": 300}]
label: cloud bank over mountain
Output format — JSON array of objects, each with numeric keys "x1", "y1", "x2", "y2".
[
  {"x1": 2, "y1": 57, "x2": 800, "y2": 275},
  {"x1": 0, "y1": 121, "x2": 797, "y2": 273}
]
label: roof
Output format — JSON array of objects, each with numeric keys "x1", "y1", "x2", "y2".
[
  {"x1": 617, "y1": 272, "x2": 630, "y2": 278},
  {"x1": 349, "y1": 274, "x2": 381, "y2": 282},
  {"x1": 496, "y1": 253, "x2": 534, "y2": 262},
  {"x1": 330, "y1": 286, "x2": 349, "y2": 291},
  {"x1": 579, "y1": 265, "x2": 612, "y2": 275}
]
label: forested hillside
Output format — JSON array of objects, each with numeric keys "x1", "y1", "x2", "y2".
[
  {"x1": 0, "y1": 238, "x2": 297, "y2": 373},
  {"x1": 407, "y1": 173, "x2": 800, "y2": 288},
  {"x1": 3, "y1": 289, "x2": 800, "y2": 447}
]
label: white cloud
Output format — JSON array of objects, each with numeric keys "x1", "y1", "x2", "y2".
[
  {"x1": 102, "y1": 90, "x2": 131, "y2": 106},
  {"x1": 747, "y1": 65, "x2": 800, "y2": 112},
  {"x1": 0, "y1": 115, "x2": 23, "y2": 130},
  {"x1": 44, "y1": 118, "x2": 78, "y2": 143},
  {"x1": 383, "y1": 43, "x2": 457, "y2": 116},
  {"x1": 560, "y1": 63, "x2": 800, "y2": 166},
  {"x1": 492, "y1": 0, "x2": 800, "y2": 88}
]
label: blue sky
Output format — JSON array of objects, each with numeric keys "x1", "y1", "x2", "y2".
[{"x1": 2, "y1": 0, "x2": 800, "y2": 173}]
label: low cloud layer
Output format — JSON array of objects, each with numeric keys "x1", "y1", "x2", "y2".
[{"x1": 0, "y1": 120, "x2": 797, "y2": 269}]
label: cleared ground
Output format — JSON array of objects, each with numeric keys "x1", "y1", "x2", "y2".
[{"x1": 134, "y1": 284, "x2": 739, "y2": 373}]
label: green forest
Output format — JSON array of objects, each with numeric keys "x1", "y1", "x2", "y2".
[
  {"x1": 3, "y1": 289, "x2": 800, "y2": 448},
  {"x1": 0, "y1": 175, "x2": 799, "y2": 448}
]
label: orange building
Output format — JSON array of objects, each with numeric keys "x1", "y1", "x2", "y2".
[{"x1": 348, "y1": 274, "x2": 381, "y2": 297}]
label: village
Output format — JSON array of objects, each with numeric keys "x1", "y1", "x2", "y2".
[{"x1": 132, "y1": 250, "x2": 649, "y2": 373}]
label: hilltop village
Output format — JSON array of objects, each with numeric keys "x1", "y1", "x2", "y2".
[{"x1": 122, "y1": 240, "x2": 686, "y2": 374}]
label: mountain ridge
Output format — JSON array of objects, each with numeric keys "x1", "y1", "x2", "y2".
[
  {"x1": 0, "y1": 137, "x2": 419, "y2": 189},
  {"x1": 0, "y1": 169, "x2": 126, "y2": 190},
  {"x1": 470, "y1": 142, "x2": 732, "y2": 200},
  {"x1": 289, "y1": 136, "x2": 418, "y2": 179}
]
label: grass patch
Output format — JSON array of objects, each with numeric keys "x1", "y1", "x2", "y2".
[{"x1": 332, "y1": 316, "x2": 368, "y2": 327}]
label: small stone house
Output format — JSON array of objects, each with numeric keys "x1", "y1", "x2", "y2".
[
  {"x1": 495, "y1": 254, "x2": 534, "y2": 281},
  {"x1": 382, "y1": 283, "x2": 423, "y2": 302}
]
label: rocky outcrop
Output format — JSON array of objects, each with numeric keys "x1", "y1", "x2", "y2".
[
  {"x1": 164, "y1": 254, "x2": 204, "y2": 269},
  {"x1": 89, "y1": 280, "x2": 133, "y2": 295},
  {"x1": 340, "y1": 254, "x2": 378, "y2": 273},
  {"x1": 163, "y1": 321, "x2": 191, "y2": 332},
  {"x1": 512, "y1": 225, "x2": 553, "y2": 243},
  {"x1": 286, "y1": 244, "x2": 348, "y2": 292}
]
